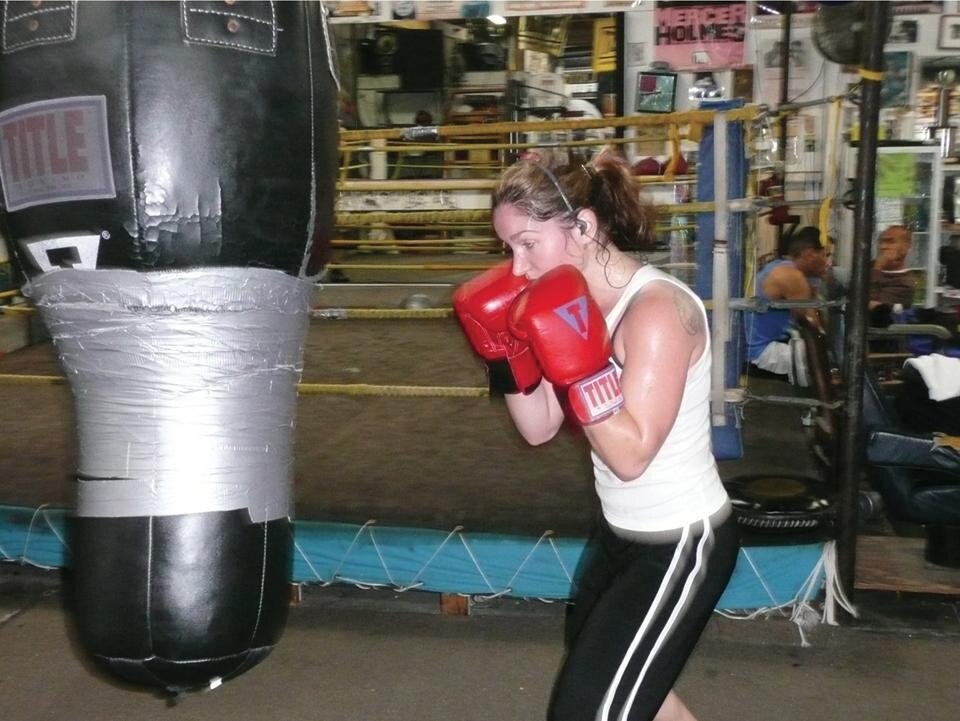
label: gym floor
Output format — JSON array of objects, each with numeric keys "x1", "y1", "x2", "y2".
[{"x1": 1, "y1": 270, "x2": 959, "y2": 720}]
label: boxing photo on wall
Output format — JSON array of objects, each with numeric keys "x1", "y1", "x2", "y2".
[{"x1": 635, "y1": 71, "x2": 677, "y2": 113}]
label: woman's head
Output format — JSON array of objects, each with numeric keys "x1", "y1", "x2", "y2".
[
  {"x1": 491, "y1": 149, "x2": 656, "y2": 279},
  {"x1": 492, "y1": 201, "x2": 588, "y2": 280}
]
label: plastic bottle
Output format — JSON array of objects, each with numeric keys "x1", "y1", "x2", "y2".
[{"x1": 892, "y1": 303, "x2": 906, "y2": 324}]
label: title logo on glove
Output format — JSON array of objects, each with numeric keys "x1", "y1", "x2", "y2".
[{"x1": 554, "y1": 296, "x2": 589, "y2": 340}]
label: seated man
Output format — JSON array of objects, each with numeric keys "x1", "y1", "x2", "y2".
[
  {"x1": 745, "y1": 226, "x2": 829, "y2": 375},
  {"x1": 869, "y1": 225, "x2": 917, "y2": 326}
]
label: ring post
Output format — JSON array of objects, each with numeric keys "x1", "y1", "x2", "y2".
[
  {"x1": 697, "y1": 99, "x2": 747, "y2": 459},
  {"x1": 712, "y1": 112, "x2": 730, "y2": 427}
]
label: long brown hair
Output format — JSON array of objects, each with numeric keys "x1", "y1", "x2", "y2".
[{"x1": 491, "y1": 148, "x2": 657, "y2": 253}]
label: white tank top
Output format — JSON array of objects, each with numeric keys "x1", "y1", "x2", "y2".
[{"x1": 592, "y1": 265, "x2": 729, "y2": 532}]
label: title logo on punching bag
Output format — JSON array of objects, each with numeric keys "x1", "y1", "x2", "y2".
[
  {"x1": 555, "y1": 296, "x2": 589, "y2": 340},
  {"x1": 0, "y1": 95, "x2": 116, "y2": 212}
]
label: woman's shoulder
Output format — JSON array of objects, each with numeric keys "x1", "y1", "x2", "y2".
[
  {"x1": 630, "y1": 271, "x2": 697, "y2": 302},
  {"x1": 622, "y1": 278, "x2": 705, "y2": 337}
]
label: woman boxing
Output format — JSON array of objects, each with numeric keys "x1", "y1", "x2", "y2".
[{"x1": 453, "y1": 150, "x2": 739, "y2": 721}]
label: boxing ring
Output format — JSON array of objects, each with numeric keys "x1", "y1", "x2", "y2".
[
  {"x1": 0, "y1": 102, "x2": 844, "y2": 624},
  {"x1": 0, "y1": 3, "x2": 886, "y2": 693}
]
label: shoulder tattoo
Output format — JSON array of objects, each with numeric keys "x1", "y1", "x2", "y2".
[{"x1": 672, "y1": 288, "x2": 703, "y2": 336}]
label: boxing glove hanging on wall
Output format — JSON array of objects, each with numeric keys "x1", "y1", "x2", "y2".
[{"x1": 2, "y1": 0, "x2": 339, "y2": 692}]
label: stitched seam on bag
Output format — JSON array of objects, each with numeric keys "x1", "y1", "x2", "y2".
[
  {"x1": 5, "y1": 3, "x2": 72, "y2": 22},
  {"x1": 2, "y1": 1, "x2": 76, "y2": 53},
  {"x1": 181, "y1": 1, "x2": 277, "y2": 55},
  {"x1": 187, "y1": 7, "x2": 275, "y2": 26}
]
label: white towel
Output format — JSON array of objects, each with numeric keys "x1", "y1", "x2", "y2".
[{"x1": 904, "y1": 354, "x2": 960, "y2": 402}]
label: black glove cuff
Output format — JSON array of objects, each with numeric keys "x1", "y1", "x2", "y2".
[{"x1": 486, "y1": 360, "x2": 540, "y2": 396}]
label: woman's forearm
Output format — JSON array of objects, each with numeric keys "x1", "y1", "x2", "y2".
[{"x1": 504, "y1": 381, "x2": 565, "y2": 445}]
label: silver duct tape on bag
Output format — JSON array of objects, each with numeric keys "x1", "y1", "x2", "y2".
[{"x1": 24, "y1": 267, "x2": 312, "y2": 523}]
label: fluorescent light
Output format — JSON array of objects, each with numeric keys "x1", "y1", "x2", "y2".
[{"x1": 487, "y1": 14, "x2": 507, "y2": 25}]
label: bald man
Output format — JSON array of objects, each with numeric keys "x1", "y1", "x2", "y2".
[{"x1": 870, "y1": 225, "x2": 917, "y2": 311}]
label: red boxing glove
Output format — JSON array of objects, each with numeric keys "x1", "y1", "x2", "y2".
[
  {"x1": 508, "y1": 265, "x2": 623, "y2": 424},
  {"x1": 452, "y1": 261, "x2": 542, "y2": 395}
]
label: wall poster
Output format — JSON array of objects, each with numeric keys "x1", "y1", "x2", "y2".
[{"x1": 653, "y1": 1, "x2": 746, "y2": 71}]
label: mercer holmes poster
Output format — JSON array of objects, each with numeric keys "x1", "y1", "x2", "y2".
[{"x1": 653, "y1": 1, "x2": 746, "y2": 71}]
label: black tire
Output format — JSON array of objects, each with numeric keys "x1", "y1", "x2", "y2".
[{"x1": 724, "y1": 474, "x2": 834, "y2": 538}]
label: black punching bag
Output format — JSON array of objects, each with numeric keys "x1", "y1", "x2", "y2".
[{"x1": 0, "y1": 1, "x2": 339, "y2": 691}]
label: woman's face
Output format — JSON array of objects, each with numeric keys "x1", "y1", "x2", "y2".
[{"x1": 493, "y1": 203, "x2": 583, "y2": 281}]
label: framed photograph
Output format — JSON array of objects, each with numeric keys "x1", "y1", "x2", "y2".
[
  {"x1": 732, "y1": 67, "x2": 754, "y2": 101},
  {"x1": 888, "y1": 18, "x2": 919, "y2": 44},
  {"x1": 635, "y1": 71, "x2": 677, "y2": 114},
  {"x1": 881, "y1": 51, "x2": 913, "y2": 108},
  {"x1": 938, "y1": 15, "x2": 960, "y2": 49}
]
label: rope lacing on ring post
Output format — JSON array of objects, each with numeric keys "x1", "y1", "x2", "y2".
[
  {"x1": 334, "y1": 523, "x2": 402, "y2": 590},
  {"x1": 715, "y1": 543, "x2": 849, "y2": 647},
  {"x1": 788, "y1": 550, "x2": 830, "y2": 647},
  {"x1": 456, "y1": 531, "x2": 501, "y2": 599},
  {"x1": 318, "y1": 519, "x2": 381, "y2": 588},
  {"x1": 473, "y1": 530, "x2": 549, "y2": 602},
  {"x1": 715, "y1": 551, "x2": 796, "y2": 617},
  {"x1": 20, "y1": 503, "x2": 67, "y2": 570},
  {"x1": 744, "y1": 547, "x2": 789, "y2": 611},
  {"x1": 293, "y1": 523, "x2": 576, "y2": 599},
  {"x1": 474, "y1": 529, "x2": 578, "y2": 604},
  {"x1": 786, "y1": 541, "x2": 856, "y2": 645},
  {"x1": 392, "y1": 525, "x2": 463, "y2": 593},
  {"x1": 544, "y1": 533, "x2": 578, "y2": 600},
  {"x1": 820, "y1": 541, "x2": 858, "y2": 625},
  {"x1": 293, "y1": 538, "x2": 327, "y2": 583}
]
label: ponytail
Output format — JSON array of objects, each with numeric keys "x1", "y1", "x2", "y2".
[{"x1": 585, "y1": 150, "x2": 656, "y2": 252}]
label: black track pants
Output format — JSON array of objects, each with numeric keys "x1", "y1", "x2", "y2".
[{"x1": 549, "y1": 512, "x2": 740, "y2": 721}]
